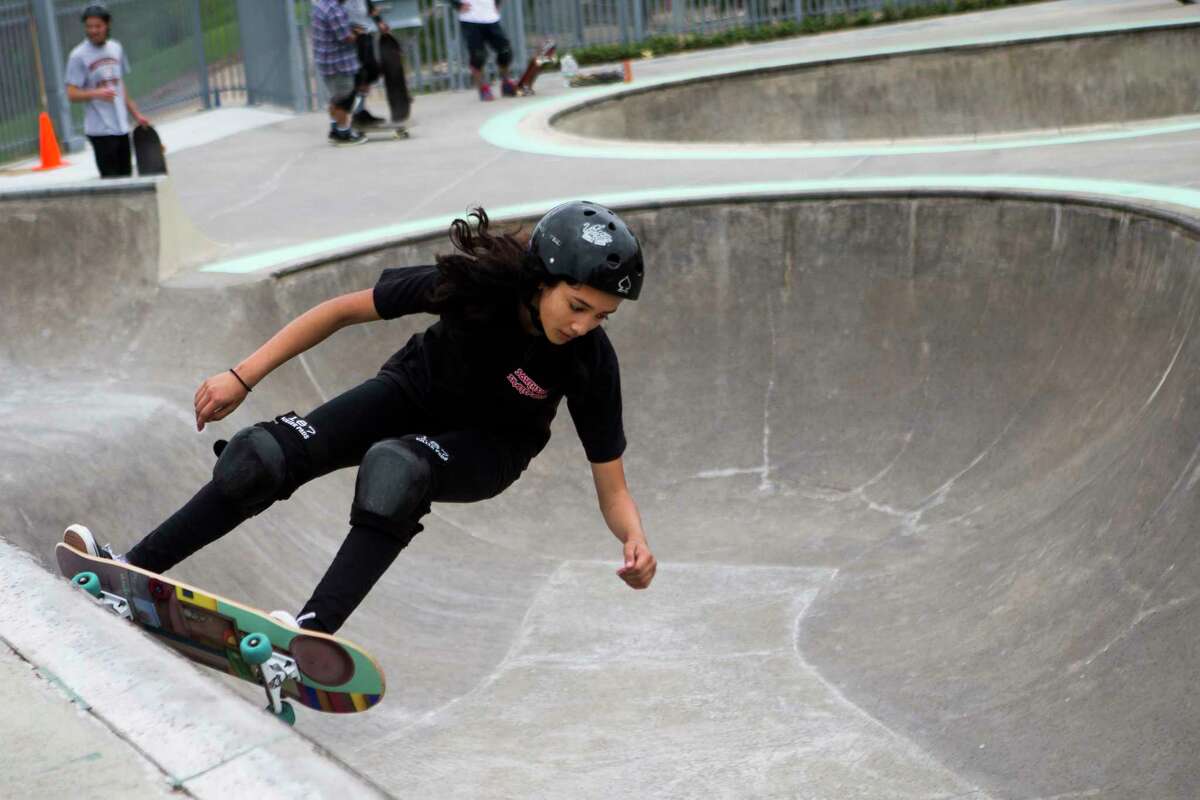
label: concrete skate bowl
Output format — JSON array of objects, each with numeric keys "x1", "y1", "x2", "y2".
[
  {"x1": 5, "y1": 180, "x2": 1200, "y2": 798},
  {"x1": 552, "y1": 22, "x2": 1200, "y2": 145}
]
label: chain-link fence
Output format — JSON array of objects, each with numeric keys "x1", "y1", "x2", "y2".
[{"x1": 0, "y1": 1, "x2": 44, "y2": 163}]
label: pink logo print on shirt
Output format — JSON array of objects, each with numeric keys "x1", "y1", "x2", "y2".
[{"x1": 506, "y1": 368, "x2": 548, "y2": 400}]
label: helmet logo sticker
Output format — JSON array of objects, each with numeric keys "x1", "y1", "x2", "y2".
[
  {"x1": 581, "y1": 223, "x2": 613, "y2": 247},
  {"x1": 617, "y1": 276, "x2": 632, "y2": 295}
]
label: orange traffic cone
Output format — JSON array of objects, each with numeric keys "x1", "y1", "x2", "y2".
[{"x1": 32, "y1": 111, "x2": 68, "y2": 171}]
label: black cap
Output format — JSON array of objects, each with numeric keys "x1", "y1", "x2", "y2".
[{"x1": 81, "y1": 4, "x2": 111, "y2": 23}]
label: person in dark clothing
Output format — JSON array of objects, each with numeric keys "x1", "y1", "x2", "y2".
[
  {"x1": 345, "y1": 0, "x2": 390, "y2": 127},
  {"x1": 64, "y1": 201, "x2": 657, "y2": 635}
]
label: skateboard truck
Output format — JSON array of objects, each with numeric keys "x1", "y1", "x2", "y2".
[
  {"x1": 257, "y1": 650, "x2": 300, "y2": 719},
  {"x1": 71, "y1": 571, "x2": 133, "y2": 621},
  {"x1": 239, "y1": 632, "x2": 300, "y2": 724}
]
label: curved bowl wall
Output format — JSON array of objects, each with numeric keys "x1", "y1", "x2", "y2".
[
  {"x1": 552, "y1": 25, "x2": 1200, "y2": 143},
  {"x1": 5, "y1": 184, "x2": 1200, "y2": 798}
]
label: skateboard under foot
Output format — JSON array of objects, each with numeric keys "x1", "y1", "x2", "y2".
[{"x1": 56, "y1": 542, "x2": 386, "y2": 725}]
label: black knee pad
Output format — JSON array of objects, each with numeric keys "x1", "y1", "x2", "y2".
[
  {"x1": 351, "y1": 439, "x2": 433, "y2": 539},
  {"x1": 212, "y1": 426, "x2": 287, "y2": 516}
]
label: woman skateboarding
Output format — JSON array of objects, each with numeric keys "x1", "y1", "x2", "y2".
[{"x1": 64, "y1": 201, "x2": 657, "y2": 635}]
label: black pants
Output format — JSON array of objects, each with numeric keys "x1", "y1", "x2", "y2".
[
  {"x1": 88, "y1": 133, "x2": 132, "y2": 178},
  {"x1": 461, "y1": 21, "x2": 512, "y2": 70},
  {"x1": 126, "y1": 377, "x2": 536, "y2": 632},
  {"x1": 355, "y1": 32, "x2": 380, "y2": 88}
]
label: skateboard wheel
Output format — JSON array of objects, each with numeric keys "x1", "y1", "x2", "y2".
[
  {"x1": 72, "y1": 571, "x2": 101, "y2": 598},
  {"x1": 239, "y1": 632, "x2": 273, "y2": 665},
  {"x1": 271, "y1": 701, "x2": 296, "y2": 726}
]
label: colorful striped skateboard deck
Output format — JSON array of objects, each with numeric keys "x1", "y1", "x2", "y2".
[{"x1": 55, "y1": 543, "x2": 385, "y2": 719}]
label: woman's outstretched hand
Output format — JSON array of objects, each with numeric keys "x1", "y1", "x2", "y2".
[
  {"x1": 194, "y1": 371, "x2": 249, "y2": 431},
  {"x1": 617, "y1": 538, "x2": 657, "y2": 590}
]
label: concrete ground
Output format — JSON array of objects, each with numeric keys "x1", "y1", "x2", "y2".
[{"x1": 3, "y1": 0, "x2": 1200, "y2": 797}]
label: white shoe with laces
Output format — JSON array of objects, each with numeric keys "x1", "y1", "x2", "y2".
[
  {"x1": 63, "y1": 524, "x2": 125, "y2": 562},
  {"x1": 269, "y1": 609, "x2": 317, "y2": 630}
]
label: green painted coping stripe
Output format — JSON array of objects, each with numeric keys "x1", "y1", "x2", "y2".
[
  {"x1": 478, "y1": 18, "x2": 1200, "y2": 160},
  {"x1": 214, "y1": 599, "x2": 382, "y2": 695},
  {"x1": 201, "y1": 175, "x2": 1200, "y2": 276}
]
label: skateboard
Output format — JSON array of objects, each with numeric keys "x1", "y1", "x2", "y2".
[
  {"x1": 569, "y1": 70, "x2": 624, "y2": 88},
  {"x1": 378, "y1": 32, "x2": 412, "y2": 123},
  {"x1": 515, "y1": 40, "x2": 557, "y2": 96},
  {"x1": 366, "y1": 127, "x2": 410, "y2": 141},
  {"x1": 132, "y1": 124, "x2": 167, "y2": 176},
  {"x1": 334, "y1": 127, "x2": 410, "y2": 144},
  {"x1": 56, "y1": 542, "x2": 385, "y2": 725}
]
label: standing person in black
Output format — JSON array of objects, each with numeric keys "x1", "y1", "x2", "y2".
[
  {"x1": 345, "y1": 0, "x2": 390, "y2": 127},
  {"x1": 64, "y1": 201, "x2": 658, "y2": 635}
]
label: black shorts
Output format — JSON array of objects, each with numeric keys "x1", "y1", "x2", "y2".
[
  {"x1": 88, "y1": 133, "x2": 132, "y2": 178},
  {"x1": 259, "y1": 376, "x2": 538, "y2": 506},
  {"x1": 460, "y1": 21, "x2": 512, "y2": 70}
]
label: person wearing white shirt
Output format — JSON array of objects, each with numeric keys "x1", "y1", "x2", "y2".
[
  {"x1": 64, "y1": 4, "x2": 151, "y2": 177},
  {"x1": 449, "y1": 1, "x2": 516, "y2": 100}
]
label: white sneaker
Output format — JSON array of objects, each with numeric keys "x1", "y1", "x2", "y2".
[
  {"x1": 63, "y1": 524, "x2": 124, "y2": 561},
  {"x1": 269, "y1": 609, "x2": 317, "y2": 629}
]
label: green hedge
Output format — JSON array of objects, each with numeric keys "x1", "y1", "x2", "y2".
[{"x1": 567, "y1": 0, "x2": 1049, "y2": 67}]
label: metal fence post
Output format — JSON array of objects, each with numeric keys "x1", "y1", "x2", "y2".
[
  {"x1": 31, "y1": 0, "x2": 80, "y2": 152},
  {"x1": 632, "y1": 0, "x2": 644, "y2": 43},
  {"x1": 440, "y1": 5, "x2": 461, "y2": 90},
  {"x1": 794, "y1": 0, "x2": 805, "y2": 22},
  {"x1": 672, "y1": 0, "x2": 685, "y2": 34},
  {"x1": 616, "y1": 0, "x2": 630, "y2": 45},
  {"x1": 234, "y1": 0, "x2": 254, "y2": 104},
  {"x1": 189, "y1": 0, "x2": 211, "y2": 109},
  {"x1": 572, "y1": 0, "x2": 584, "y2": 49},
  {"x1": 508, "y1": 0, "x2": 527, "y2": 75},
  {"x1": 283, "y1": 0, "x2": 307, "y2": 112}
]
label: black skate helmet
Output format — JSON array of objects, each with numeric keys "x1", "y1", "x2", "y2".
[
  {"x1": 81, "y1": 4, "x2": 111, "y2": 23},
  {"x1": 529, "y1": 201, "x2": 644, "y2": 300}
]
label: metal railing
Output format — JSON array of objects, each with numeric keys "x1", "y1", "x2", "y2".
[{"x1": 516, "y1": 0, "x2": 938, "y2": 51}]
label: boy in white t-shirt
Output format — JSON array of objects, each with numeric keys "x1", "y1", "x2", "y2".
[
  {"x1": 450, "y1": 1, "x2": 516, "y2": 101},
  {"x1": 64, "y1": 4, "x2": 150, "y2": 178}
]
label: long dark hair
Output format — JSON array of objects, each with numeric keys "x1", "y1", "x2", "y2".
[{"x1": 428, "y1": 207, "x2": 554, "y2": 325}]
